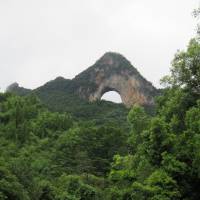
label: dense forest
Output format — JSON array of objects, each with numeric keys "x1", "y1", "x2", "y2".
[{"x1": 0, "y1": 9, "x2": 200, "y2": 200}]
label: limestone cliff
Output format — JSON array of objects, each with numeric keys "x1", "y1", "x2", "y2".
[{"x1": 72, "y1": 52, "x2": 157, "y2": 107}]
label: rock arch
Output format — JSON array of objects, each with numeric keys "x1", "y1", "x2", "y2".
[
  {"x1": 89, "y1": 75, "x2": 142, "y2": 107},
  {"x1": 73, "y1": 52, "x2": 157, "y2": 108}
]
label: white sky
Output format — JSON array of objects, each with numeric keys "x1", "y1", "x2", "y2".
[{"x1": 0, "y1": 0, "x2": 199, "y2": 100}]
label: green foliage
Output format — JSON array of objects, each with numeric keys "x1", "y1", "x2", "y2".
[
  {"x1": 128, "y1": 105, "x2": 149, "y2": 134},
  {"x1": 54, "y1": 124, "x2": 127, "y2": 176},
  {"x1": 33, "y1": 111, "x2": 73, "y2": 138},
  {"x1": 161, "y1": 38, "x2": 200, "y2": 95},
  {"x1": 106, "y1": 34, "x2": 200, "y2": 199},
  {"x1": 55, "y1": 174, "x2": 102, "y2": 200},
  {"x1": 0, "y1": 93, "x2": 129, "y2": 199},
  {"x1": 1, "y1": 69, "x2": 200, "y2": 199},
  {"x1": 0, "y1": 163, "x2": 30, "y2": 200}
]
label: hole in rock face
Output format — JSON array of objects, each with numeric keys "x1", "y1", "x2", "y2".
[{"x1": 101, "y1": 91, "x2": 122, "y2": 103}]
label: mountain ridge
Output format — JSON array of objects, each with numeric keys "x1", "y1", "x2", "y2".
[{"x1": 7, "y1": 52, "x2": 158, "y2": 105}]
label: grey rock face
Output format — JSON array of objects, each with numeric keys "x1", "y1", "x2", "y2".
[
  {"x1": 6, "y1": 82, "x2": 19, "y2": 91},
  {"x1": 73, "y1": 52, "x2": 157, "y2": 107}
]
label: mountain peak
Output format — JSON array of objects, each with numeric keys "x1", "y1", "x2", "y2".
[
  {"x1": 73, "y1": 52, "x2": 157, "y2": 107},
  {"x1": 96, "y1": 52, "x2": 131, "y2": 68},
  {"x1": 6, "y1": 82, "x2": 31, "y2": 96},
  {"x1": 6, "y1": 82, "x2": 19, "y2": 92}
]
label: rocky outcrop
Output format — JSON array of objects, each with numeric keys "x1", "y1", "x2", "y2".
[
  {"x1": 73, "y1": 52, "x2": 157, "y2": 107},
  {"x1": 6, "y1": 82, "x2": 31, "y2": 96}
]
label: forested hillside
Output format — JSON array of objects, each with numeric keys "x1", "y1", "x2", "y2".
[{"x1": 33, "y1": 76, "x2": 130, "y2": 125}]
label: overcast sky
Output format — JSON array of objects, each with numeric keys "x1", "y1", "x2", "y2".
[{"x1": 0, "y1": 0, "x2": 199, "y2": 101}]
